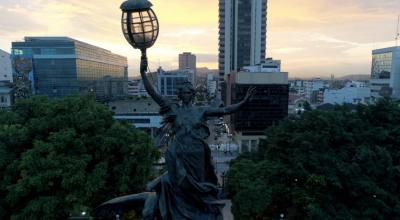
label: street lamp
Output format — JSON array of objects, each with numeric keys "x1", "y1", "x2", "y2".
[{"x1": 120, "y1": 0, "x2": 159, "y2": 72}]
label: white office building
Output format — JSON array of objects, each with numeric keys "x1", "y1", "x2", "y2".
[
  {"x1": 108, "y1": 99, "x2": 162, "y2": 137},
  {"x1": 324, "y1": 81, "x2": 371, "y2": 105},
  {"x1": 0, "y1": 49, "x2": 12, "y2": 82},
  {"x1": 207, "y1": 74, "x2": 218, "y2": 97},
  {"x1": 0, "y1": 84, "x2": 13, "y2": 108},
  {"x1": 304, "y1": 78, "x2": 324, "y2": 99}
]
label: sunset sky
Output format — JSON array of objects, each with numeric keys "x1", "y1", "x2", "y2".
[{"x1": 0, "y1": 0, "x2": 399, "y2": 78}]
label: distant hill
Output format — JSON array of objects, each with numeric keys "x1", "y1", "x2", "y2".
[
  {"x1": 196, "y1": 67, "x2": 219, "y2": 77},
  {"x1": 336, "y1": 74, "x2": 370, "y2": 81},
  {"x1": 290, "y1": 74, "x2": 371, "y2": 81}
]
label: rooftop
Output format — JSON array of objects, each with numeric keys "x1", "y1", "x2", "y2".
[
  {"x1": 108, "y1": 98, "x2": 160, "y2": 115},
  {"x1": 236, "y1": 71, "x2": 289, "y2": 85},
  {"x1": 372, "y1": 46, "x2": 400, "y2": 54}
]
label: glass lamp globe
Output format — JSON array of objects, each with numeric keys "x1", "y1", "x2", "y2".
[{"x1": 120, "y1": 0, "x2": 159, "y2": 50}]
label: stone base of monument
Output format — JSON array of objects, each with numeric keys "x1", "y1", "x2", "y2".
[
  {"x1": 95, "y1": 194, "x2": 234, "y2": 220},
  {"x1": 222, "y1": 200, "x2": 234, "y2": 220}
]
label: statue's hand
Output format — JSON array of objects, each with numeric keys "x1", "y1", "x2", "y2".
[
  {"x1": 244, "y1": 87, "x2": 257, "y2": 102},
  {"x1": 140, "y1": 56, "x2": 148, "y2": 73}
]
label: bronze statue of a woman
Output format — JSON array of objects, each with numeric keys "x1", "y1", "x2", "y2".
[{"x1": 95, "y1": 55, "x2": 255, "y2": 220}]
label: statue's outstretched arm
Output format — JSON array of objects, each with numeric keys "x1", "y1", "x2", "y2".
[
  {"x1": 140, "y1": 51, "x2": 167, "y2": 107},
  {"x1": 204, "y1": 87, "x2": 256, "y2": 117}
]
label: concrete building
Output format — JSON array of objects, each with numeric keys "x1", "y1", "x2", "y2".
[
  {"x1": 289, "y1": 80, "x2": 306, "y2": 97},
  {"x1": 324, "y1": 81, "x2": 371, "y2": 105},
  {"x1": 108, "y1": 99, "x2": 162, "y2": 137},
  {"x1": 207, "y1": 74, "x2": 218, "y2": 97},
  {"x1": 226, "y1": 62, "x2": 288, "y2": 153},
  {"x1": 179, "y1": 52, "x2": 196, "y2": 73},
  {"x1": 0, "y1": 82, "x2": 14, "y2": 108},
  {"x1": 370, "y1": 46, "x2": 400, "y2": 99},
  {"x1": 127, "y1": 79, "x2": 141, "y2": 96},
  {"x1": 218, "y1": 0, "x2": 267, "y2": 80},
  {"x1": 310, "y1": 88, "x2": 324, "y2": 104},
  {"x1": 0, "y1": 49, "x2": 12, "y2": 82},
  {"x1": 11, "y1": 37, "x2": 128, "y2": 101},
  {"x1": 156, "y1": 67, "x2": 195, "y2": 97},
  {"x1": 304, "y1": 78, "x2": 324, "y2": 100}
]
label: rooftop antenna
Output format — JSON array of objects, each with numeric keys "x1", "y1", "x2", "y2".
[{"x1": 396, "y1": 15, "x2": 400, "y2": 46}]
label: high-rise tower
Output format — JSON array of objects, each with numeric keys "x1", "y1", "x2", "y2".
[{"x1": 218, "y1": 0, "x2": 267, "y2": 80}]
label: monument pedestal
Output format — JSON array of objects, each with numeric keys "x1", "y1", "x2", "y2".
[{"x1": 222, "y1": 200, "x2": 234, "y2": 220}]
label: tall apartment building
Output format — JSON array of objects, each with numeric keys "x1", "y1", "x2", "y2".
[
  {"x1": 207, "y1": 73, "x2": 218, "y2": 97},
  {"x1": 370, "y1": 46, "x2": 400, "y2": 99},
  {"x1": 218, "y1": 0, "x2": 267, "y2": 80},
  {"x1": 11, "y1": 37, "x2": 128, "y2": 101},
  {"x1": 0, "y1": 49, "x2": 12, "y2": 82},
  {"x1": 179, "y1": 52, "x2": 196, "y2": 84},
  {"x1": 179, "y1": 52, "x2": 196, "y2": 72}
]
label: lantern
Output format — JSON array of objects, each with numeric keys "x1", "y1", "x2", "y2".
[{"x1": 120, "y1": 0, "x2": 159, "y2": 51}]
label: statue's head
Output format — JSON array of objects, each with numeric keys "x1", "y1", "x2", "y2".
[{"x1": 177, "y1": 81, "x2": 195, "y2": 104}]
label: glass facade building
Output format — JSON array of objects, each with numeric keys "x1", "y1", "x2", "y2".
[
  {"x1": 225, "y1": 70, "x2": 288, "y2": 153},
  {"x1": 372, "y1": 52, "x2": 392, "y2": 79},
  {"x1": 11, "y1": 37, "x2": 128, "y2": 100},
  {"x1": 156, "y1": 67, "x2": 195, "y2": 97},
  {"x1": 370, "y1": 46, "x2": 400, "y2": 99}
]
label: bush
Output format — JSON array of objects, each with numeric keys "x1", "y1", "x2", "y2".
[
  {"x1": 226, "y1": 99, "x2": 400, "y2": 220},
  {"x1": 0, "y1": 96, "x2": 159, "y2": 219}
]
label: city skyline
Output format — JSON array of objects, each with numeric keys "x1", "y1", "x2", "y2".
[{"x1": 0, "y1": 0, "x2": 399, "y2": 78}]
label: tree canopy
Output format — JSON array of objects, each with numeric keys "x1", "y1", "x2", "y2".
[
  {"x1": 226, "y1": 99, "x2": 400, "y2": 220},
  {"x1": 0, "y1": 96, "x2": 159, "y2": 219}
]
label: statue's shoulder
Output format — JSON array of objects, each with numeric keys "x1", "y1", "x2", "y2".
[
  {"x1": 159, "y1": 100, "x2": 178, "y2": 115},
  {"x1": 169, "y1": 102, "x2": 180, "y2": 110}
]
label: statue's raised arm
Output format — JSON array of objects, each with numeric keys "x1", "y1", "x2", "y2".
[
  {"x1": 204, "y1": 87, "x2": 256, "y2": 117},
  {"x1": 140, "y1": 51, "x2": 167, "y2": 107}
]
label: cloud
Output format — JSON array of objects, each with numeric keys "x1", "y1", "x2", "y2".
[
  {"x1": 0, "y1": 0, "x2": 398, "y2": 78},
  {"x1": 271, "y1": 47, "x2": 305, "y2": 54}
]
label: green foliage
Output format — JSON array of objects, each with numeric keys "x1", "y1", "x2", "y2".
[
  {"x1": 226, "y1": 99, "x2": 400, "y2": 220},
  {"x1": 303, "y1": 101, "x2": 312, "y2": 111},
  {"x1": 0, "y1": 96, "x2": 159, "y2": 219}
]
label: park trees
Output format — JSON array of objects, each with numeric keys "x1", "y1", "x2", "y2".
[
  {"x1": 226, "y1": 99, "x2": 400, "y2": 220},
  {"x1": 0, "y1": 96, "x2": 158, "y2": 219}
]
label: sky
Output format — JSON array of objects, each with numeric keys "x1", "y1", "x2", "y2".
[{"x1": 0, "y1": 0, "x2": 399, "y2": 78}]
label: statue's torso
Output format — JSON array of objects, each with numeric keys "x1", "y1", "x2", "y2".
[{"x1": 168, "y1": 105, "x2": 210, "y2": 140}]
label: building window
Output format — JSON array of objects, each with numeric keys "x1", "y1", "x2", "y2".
[
  {"x1": 0, "y1": 96, "x2": 7, "y2": 103},
  {"x1": 251, "y1": 140, "x2": 258, "y2": 152},
  {"x1": 241, "y1": 140, "x2": 250, "y2": 153},
  {"x1": 126, "y1": 119, "x2": 151, "y2": 124}
]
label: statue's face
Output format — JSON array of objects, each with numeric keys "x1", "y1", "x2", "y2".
[{"x1": 179, "y1": 87, "x2": 194, "y2": 104}]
